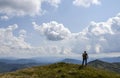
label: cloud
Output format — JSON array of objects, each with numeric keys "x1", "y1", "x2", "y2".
[
  {"x1": 19, "y1": 29, "x2": 27, "y2": 41},
  {"x1": 73, "y1": 0, "x2": 101, "y2": 7},
  {"x1": 33, "y1": 21, "x2": 71, "y2": 41},
  {"x1": 0, "y1": 0, "x2": 61, "y2": 17},
  {"x1": 0, "y1": 13, "x2": 120, "y2": 58},
  {"x1": 0, "y1": 0, "x2": 42, "y2": 16},
  {"x1": 19, "y1": 29, "x2": 26, "y2": 36},
  {"x1": 0, "y1": 15, "x2": 9, "y2": 20},
  {"x1": 32, "y1": 13, "x2": 120, "y2": 55},
  {"x1": 0, "y1": 23, "x2": 74, "y2": 58},
  {"x1": 72, "y1": 13, "x2": 120, "y2": 53},
  {"x1": 45, "y1": 0, "x2": 61, "y2": 8},
  {"x1": 0, "y1": 24, "x2": 31, "y2": 50}
]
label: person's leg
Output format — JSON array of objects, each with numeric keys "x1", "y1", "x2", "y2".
[
  {"x1": 82, "y1": 58, "x2": 84, "y2": 66},
  {"x1": 85, "y1": 59, "x2": 87, "y2": 66}
]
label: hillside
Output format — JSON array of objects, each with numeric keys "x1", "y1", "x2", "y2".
[
  {"x1": 88, "y1": 59, "x2": 120, "y2": 73},
  {"x1": 0, "y1": 62, "x2": 120, "y2": 78},
  {"x1": 61, "y1": 58, "x2": 81, "y2": 64}
]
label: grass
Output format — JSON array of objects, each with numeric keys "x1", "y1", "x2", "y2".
[{"x1": 0, "y1": 62, "x2": 120, "y2": 78}]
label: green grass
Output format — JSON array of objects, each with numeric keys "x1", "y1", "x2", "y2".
[{"x1": 0, "y1": 62, "x2": 120, "y2": 78}]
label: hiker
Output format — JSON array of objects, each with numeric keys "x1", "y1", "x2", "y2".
[{"x1": 82, "y1": 51, "x2": 88, "y2": 66}]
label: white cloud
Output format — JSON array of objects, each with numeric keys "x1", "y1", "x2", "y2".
[
  {"x1": 73, "y1": 0, "x2": 101, "y2": 7},
  {"x1": 0, "y1": 0, "x2": 42, "y2": 16},
  {"x1": 0, "y1": 24, "x2": 31, "y2": 57},
  {"x1": 0, "y1": 24, "x2": 31, "y2": 50},
  {"x1": 19, "y1": 29, "x2": 27, "y2": 41},
  {"x1": 73, "y1": 13, "x2": 120, "y2": 53},
  {"x1": 19, "y1": 29, "x2": 26, "y2": 36},
  {"x1": 0, "y1": 15, "x2": 9, "y2": 20},
  {"x1": 0, "y1": 13, "x2": 120, "y2": 58},
  {"x1": 0, "y1": 23, "x2": 74, "y2": 58},
  {"x1": 45, "y1": 0, "x2": 61, "y2": 8},
  {"x1": 0, "y1": 0, "x2": 61, "y2": 17},
  {"x1": 32, "y1": 13, "x2": 120, "y2": 55},
  {"x1": 33, "y1": 21, "x2": 71, "y2": 41}
]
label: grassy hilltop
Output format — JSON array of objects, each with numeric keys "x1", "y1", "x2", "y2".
[{"x1": 0, "y1": 62, "x2": 120, "y2": 78}]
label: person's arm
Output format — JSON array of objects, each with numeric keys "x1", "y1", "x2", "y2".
[{"x1": 87, "y1": 54, "x2": 88, "y2": 59}]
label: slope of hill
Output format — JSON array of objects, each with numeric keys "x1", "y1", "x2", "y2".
[
  {"x1": 0, "y1": 62, "x2": 120, "y2": 78},
  {"x1": 61, "y1": 58, "x2": 81, "y2": 64},
  {"x1": 88, "y1": 59, "x2": 120, "y2": 73}
]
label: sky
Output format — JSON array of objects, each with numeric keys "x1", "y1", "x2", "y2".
[{"x1": 0, "y1": 0, "x2": 120, "y2": 58}]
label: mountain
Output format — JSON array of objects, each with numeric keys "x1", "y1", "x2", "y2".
[
  {"x1": 31, "y1": 57, "x2": 63, "y2": 63},
  {"x1": 0, "y1": 59, "x2": 37, "y2": 64},
  {"x1": 10, "y1": 59, "x2": 37, "y2": 64},
  {"x1": 0, "y1": 59, "x2": 51, "y2": 73},
  {"x1": 0, "y1": 62, "x2": 25, "y2": 73},
  {"x1": 61, "y1": 58, "x2": 81, "y2": 64},
  {"x1": 0, "y1": 61, "x2": 49, "y2": 73},
  {"x1": 88, "y1": 59, "x2": 120, "y2": 73},
  {"x1": 0, "y1": 57, "x2": 63, "y2": 64},
  {"x1": 0, "y1": 62, "x2": 119, "y2": 78},
  {"x1": 0, "y1": 57, "x2": 119, "y2": 74},
  {"x1": 0, "y1": 57, "x2": 62, "y2": 73}
]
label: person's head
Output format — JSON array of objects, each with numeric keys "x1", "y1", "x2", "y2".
[{"x1": 84, "y1": 51, "x2": 86, "y2": 53}]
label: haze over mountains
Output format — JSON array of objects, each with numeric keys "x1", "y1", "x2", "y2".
[{"x1": 99, "y1": 57, "x2": 120, "y2": 63}]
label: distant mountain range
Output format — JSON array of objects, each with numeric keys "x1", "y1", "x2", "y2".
[
  {"x1": 0, "y1": 57, "x2": 119, "y2": 73},
  {"x1": 0, "y1": 62, "x2": 119, "y2": 78},
  {"x1": 0, "y1": 61, "x2": 49, "y2": 73},
  {"x1": 0, "y1": 58, "x2": 52, "y2": 73}
]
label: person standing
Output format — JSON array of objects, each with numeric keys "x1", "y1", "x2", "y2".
[{"x1": 82, "y1": 51, "x2": 88, "y2": 66}]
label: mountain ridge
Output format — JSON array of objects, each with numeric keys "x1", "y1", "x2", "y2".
[
  {"x1": 88, "y1": 59, "x2": 120, "y2": 73},
  {"x1": 0, "y1": 62, "x2": 119, "y2": 78},
  {"x1": 0, "y1": 58, "x2": 119, "y2": 74}
]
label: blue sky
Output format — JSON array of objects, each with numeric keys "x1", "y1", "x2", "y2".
[
  {"x1": 1, "y1": 0, "x2": 120, "y2": 32},
  {"x1": 0, "y1": 0, "x2": 120, "y2": 58}
]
